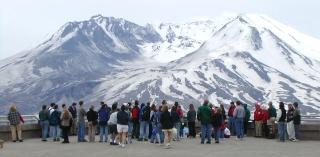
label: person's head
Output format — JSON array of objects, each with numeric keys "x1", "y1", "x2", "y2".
[
  {"x1": 209, "y1": 103, "x2": 213, "y2": 109},
  {"x1": 230, "y1": 101, "x2": 235, "y2": 107},
  {"x1": 174, "y1": 101, "x2": 179, "y2": 107},
  {"x1": 140, "y1": 103, "x2": 145, "y2": 109},
  {"x1": 203, "y1": 99, "x2": 209, "y2": 106},
  {"x1": 79, "y1": 101, "x2": 83, "y2": 106},
  {"x1": 89, "y1": 105, "x2": 94, "y2": 111},
  {"x1": 220, "y1": 104, "x2": 224, "y2": 109},
  {"x1": 54, "y1": 104, "x2": 58, "y2": 110},
  {"x1": 171, "y1": 105, "x2": 177, "y2": 112},
  {"x1": 279, "y1": 102, "x2": 285, "y2": 109},
  {"x1": 112, "y1": 102, "x2": 118, "y2": 111},
  {"x1": 100, "y1": 101, "x2": 105, "y2": 106},
  {"x1": 158, "y1": 105, "x2": 162, "y2": 112},
  {"x1": 128, "y1": 102, "x2": 132, "y2": 107},
  {"x1": 147, "y1": 102, "x2": 151, "y2": 107},
  {"x1": 243, "y1": 104, "x2": 248, "y2": 109},
  {"x1": 101, "y1": 103, "x2": 106, "y2": 109},
  {"x1": 189, "y1": 104, "x2": 194, "y2": 111},
  {"x1": 134, "y1": 100, "x2": 139, "y2": 106},
  {"x1": 255, "y1": 103, "x2": 261, "y2": 110},
  {"x1": 42, "y1": 105, "x2": 47, "y2": 110},
  {"x1": 10, "y1": 105, "x2": 17, "y2": 112},
  {"x1": 162, "y1": 100, "x2": 167, "y2": 106},
  {"x1": 288, "y1": 104, "x2": 293, "y2": 110},
  {"x1": 72, "y1": 102, "x2": 77, "y2": 107},
  {"x1": 50, "y1": 103, "x2": 55, "y2": 108},
  {"x1": 112, "y1": 102, "x2": 118, "y2": 109},
  {"x1": 236, "y1": 101, "x2": 242, "y2": 106},
  {"x1": 268, "y1": 102, "x2": 273, "y2": 108},
  {"x1": 120, "y1": 105, "x2": 126, "y2": 111},
  {"x1": 62, "y1": 104, "x2": 66, "y2": 110},
  {"x1": 162, "y1": 105, "x2": 169, "y2": 112},
  {"x1": 293, "y1": 102, "x2": 299, "y2": 108},
  {"x1": 151, "y1": 104, "x2": 156, "y2": 111}
]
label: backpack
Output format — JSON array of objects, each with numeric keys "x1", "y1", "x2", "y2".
[
  {"x1": 151, "y1": 112, "x2": 159, "y2": 124},
  {"x1": 62, "y1": 111, "x2": 70, "y2": 120},
  {"x1": 98, "y1": 108, "x2": 109, "y2": 125},
  {"x1": 49, "y1": 110, "x2": 60, "y2": 126},
  {"x1": 142, "y1": 106, "x2": 151, "y2": 121},
  {"x1": 131, "y1": 107, "x2": 140, "y2": 119}
]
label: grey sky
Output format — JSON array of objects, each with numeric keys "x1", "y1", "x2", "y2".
[{"x1": 1, "y1": 0, "x2": 319, "y2": 60}]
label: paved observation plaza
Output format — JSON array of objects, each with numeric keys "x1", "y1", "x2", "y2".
[{"x1": 1, "y1": 136, "x2": 319, "y2": 157}]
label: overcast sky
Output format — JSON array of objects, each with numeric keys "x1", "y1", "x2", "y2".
[{"x1": 1, "y1": 0, "x2": 319, "y2": 60}]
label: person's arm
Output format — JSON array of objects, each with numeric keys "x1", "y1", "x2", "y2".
[
  {"x1": 233, "y1": 108, "x2": 237, "y2": 118},
  {"x1": 197, "y1": 108, "x2": 201, "y2": 121},
  {"x1": 276, "y1": 109, "x2": 281, "y2": 121},
  {"x1": 293, "y1": 110, "x2": 298, "y2": 117},
  {"x1": 19, "y1": 112, "x2": 24, "y2": 123}
]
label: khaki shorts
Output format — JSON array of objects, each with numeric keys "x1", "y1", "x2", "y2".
[
  {"x1": 267, "y1": 117, "x2": 276, "y2": 125},
  {"x1": 117, "y1": 124, "x2": 128, "y2": 133}
]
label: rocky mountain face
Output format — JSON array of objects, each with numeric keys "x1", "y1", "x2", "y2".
[{"x1": 1, "y1": 14, "x2": 320, "y2": 115}]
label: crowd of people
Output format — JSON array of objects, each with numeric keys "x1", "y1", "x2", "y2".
[{"x1": 7, "y1": 99, "x2": 302, "y2": 148}]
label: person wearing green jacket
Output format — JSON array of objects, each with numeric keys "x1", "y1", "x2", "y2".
[
  {"x1": 267, "y1": 102, "x2": 277, "y2": 136},
  {"x1": 243, "y1": 104, "x2": 251, "y2": 136},
  {"x1": 197, "y1": 100, "x2": 212, "y2": 144}
]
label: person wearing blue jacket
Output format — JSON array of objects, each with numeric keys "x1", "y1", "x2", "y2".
[{"x1": 139, "y1": 103, "x2": 151, "y2": 141}]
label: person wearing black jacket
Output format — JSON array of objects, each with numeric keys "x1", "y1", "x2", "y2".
[
  {"x1": 87, "y1": 105, "x2": 98, "y2": 142},
  {"x1": 171, "y1": 106, "x2": 180, "y2": 141},
  {"x1": 68, "y1": 103, "x2": 77, "y2": 135},
  {"x1": 293, "y1": 102, "x2": 301, "y2": 140},
  {"x1": 160, "y1": 105, "x2": 174, "y2": 149},
  {"x1": 187, "y1": 104, "x2": 196, "y2": 138},
  {"x1": 276, "y1": 102, "x2": 286, "y2": 142},
  {"x1": 212, "y1": 108, "x2": 223, "y2": 143},
  {"x1": 117, "y1": 105, "x2": 129, "y2": 148}
]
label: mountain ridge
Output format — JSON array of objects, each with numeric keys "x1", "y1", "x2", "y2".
[{"x1": 0, "y1": 13, "x2": 320, "y2": 115}]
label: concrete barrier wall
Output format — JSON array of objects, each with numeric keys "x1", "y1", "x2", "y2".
[
  {"x1": 0, "y1": 124, "x2": 41, "y2": 141},
  {"x1": 0, "y1": 122, "x2": 319, "y2": 141}
]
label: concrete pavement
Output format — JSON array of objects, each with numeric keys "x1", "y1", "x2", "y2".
[{"x1": 1, "y1": 136, "x2": 319, "y2": 157}]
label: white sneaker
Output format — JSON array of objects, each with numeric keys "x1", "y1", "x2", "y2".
[{"x1": 121, "y1": 144, "x2": 125, "y2": 148}]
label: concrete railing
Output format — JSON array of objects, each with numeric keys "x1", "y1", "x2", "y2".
[
  {"x1": 0, "y1": 115, "x2": 319, "y2": 141},
  {"x1": 0, "y1": 115, "x2": 39, "y2": 125}
]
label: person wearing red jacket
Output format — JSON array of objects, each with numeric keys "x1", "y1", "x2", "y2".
[
  {"x1": 254, "y1": 104, "x2": 263, "y2": 137},
  {"x1": 227, "y1": 102, "x2": 236, "y2": 135},
  {"x1": 261, "y1": 107, "x2": 270, "y2": 138}
]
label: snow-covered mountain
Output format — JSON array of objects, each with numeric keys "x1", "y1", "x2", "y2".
[
  {"x1": 141, "y1": 20, "x2": 216, "y2": 62},
  {"x1": 1, "y1": 14, "x2": 320, "y2": 115}
]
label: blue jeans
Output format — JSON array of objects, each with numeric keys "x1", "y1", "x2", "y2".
[
  {"x1": 77, "y1": 121, "x2": 86, "y2": 141},
  {"x1": 235, "y1": 118, "x2": 244, "y2": 138},
  {"x1": 278, "y1": 122, "x2": 286, "y2": 141},
  {"x1": 294, "y1": 124, "x2": 300, "y2": 140},
  {"x1": 214, "y1": 127, "x2": 221, "y2": 142},
  {"x1": 201, "y1": 123, "x2": 212, "y2": 143},
  {"x1": 128, "y1": 121, "x2": 133, "y2": 136},
  {"x1": 220, "y1": 128, "x2": 224, "y2": 139},
  {"x1": 228, "y1": 117, "x2": 235, "y2": 135},
  {"x1": 159, "y1": 129, "x2": 164, "y2": 143},
  {"x1": 175, "y1": 122, "x2": 181, "y2": 140},
  {"x1": 139, "y1": 121, "x2": 149, "y2": 139},
  {"x1": 40, "y1": 120, "x2": 49, "y2": 140},
  {"x1": 99, "y1": 125, "x2": 108, "y2": 142},
  {"x1": 50, "y1": 125, "x2": 60, "y2": 140}
]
